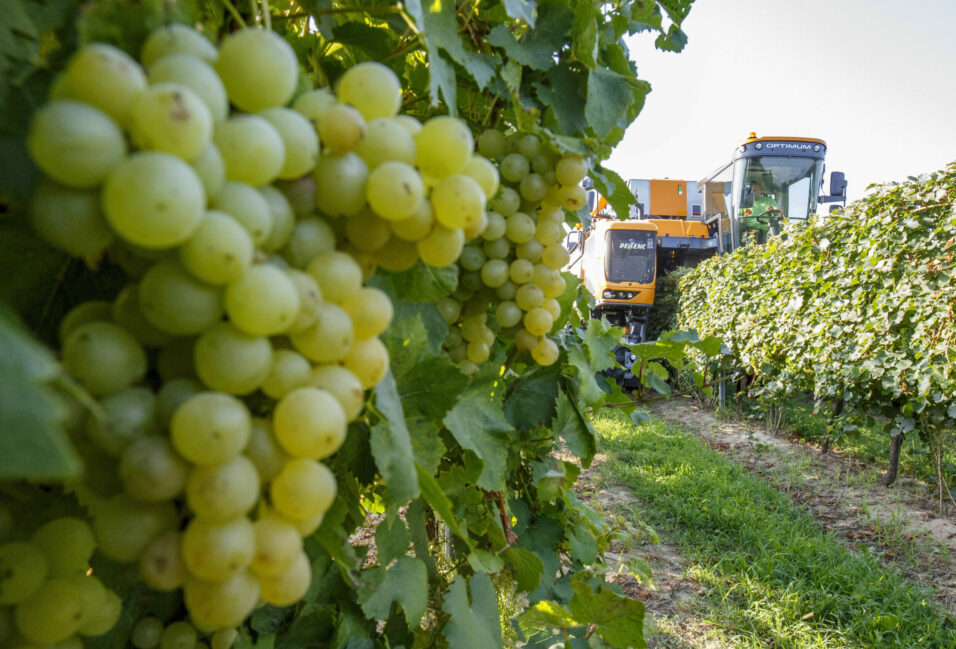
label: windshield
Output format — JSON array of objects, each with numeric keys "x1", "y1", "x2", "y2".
[
  {"x1": 731, "y1": 155, "x2": 824, "y2": 247},
  {"x1": 605, "y1": 230, "x2": 655, "y2": 285}
]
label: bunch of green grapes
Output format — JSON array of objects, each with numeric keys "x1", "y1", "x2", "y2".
[
  {"x1": 0, "y1": 517, "x2": 122, "y2": 647},
  {"x1": 436, "y1": 131, "x2": 587, "y2": 371},
  {"x1": 128, "y1": 615, "x2": 238, "y2": 649},
  {"x1": 21, "y1": 21, "x2": 446, "y2": 636}
]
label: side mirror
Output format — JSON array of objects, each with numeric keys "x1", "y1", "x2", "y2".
[{"x1": 829, "y1": 171, "x2": 847, "y2": 197}]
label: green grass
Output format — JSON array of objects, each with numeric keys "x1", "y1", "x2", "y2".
[{"x1": 592, "y1": 410, "x2": 955, "y2": 649}]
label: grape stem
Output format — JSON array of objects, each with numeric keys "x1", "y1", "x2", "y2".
[
  {"x1": 273, "y1": 6, "x2": 403, "y2": 20},
  {"x1": 495, "y1": 491, "x2": 518, "y2": 546},
  {"x1": 222, "y1": 0, "x2": 248, "y2": 28},
  {"x1": 260, "y1": 0, "x2": 272, "y2": 30}
]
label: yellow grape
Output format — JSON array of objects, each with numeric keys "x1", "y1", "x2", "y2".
[{"x1": 181, "y1": 517, "x2": 255, "y2": 582}]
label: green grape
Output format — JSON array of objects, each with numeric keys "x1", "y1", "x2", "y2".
[
  {"x1": 270, "y1": 459, "x2": 336, "y2": 521},
  {"x1": 213, "y1": 115, "x2": 285, "y2": 187},
  {"x1": 541, "y1": 297, "x2": 561, "y2": 321},
  {"x1": 259, "y1": 108, "x2": 319, "y2": 179},
  {"x1": 390, "y1": 199, "x2": 434, "y2": 242},
  {"x1": 78, "y1": 585, "x2": 122, "y2": 636},
  {"x1": 415, "y1": 117, "x2": 473, "y2": 178},
  {"x1": 489, "y1": 186, "x2": 520, "y2": 216},
  {"x1": 341, "y1": 336, "x2": 389, "y2": 389},
  {"x1": 336, "y1": 62, "x2": 402, "y2": 121},
  {"x1": 182, "y1": 517, "x2": 255, "y2": 582},
  {"x1": 141, "y1": 24, "x2": 218, "y2": 66},
  {"x1": 523, "y1": 307, "x2": 554, "y2": 337},
  {"x1": 355, "y1": 117, "x2": 416, "y2": 169},
  {"x1": 393, "y1": 114, "x2": 421, "y2": 136},
  {"x1": 542, "y1": 272, "x2": 567, "y2": 299},
  {"x1": 27, "y1": 100, "x2": 126, "y2": 188},
  {"x1": 157, "y1": 337, "x2": 198, "y2": 382},
  {"x1": 462, "y1": 155, "x2": 500, "y2": 201},
  {"x1": 273, "y1": 387, "x2": 346, "y2": 460},
  {"x1": 496, "y1": 280, "x2": 517, "y2": 301},
  {"x1": 532, "y1": 152, "x2": 555, "y2": 174},
  {"x1": 292, "y1": 88, "x2": 336, "y2": 127},
  {"x1": 515, "y1": 283, "x2": 545, "y2": 311},
  {"x1": 459, "y1": 245, "x2": 486, "y2": 272},
  {"x1": 306, "y1": 365, "x2": 365, "y2": 422},
  {"x1": 341, "y1": 287, "x2": 393, "y2": 340},
  {"x1": 244, "y1": 419, "x2": 288, "y2": 483},
  {"x1": 103, "y1": 152, "x2": 205, "y2": 249},
  {"x1": 555, "y1": 155, "x2": 588, "y2": 187},
  {"x1": 505, "y1": 212, "x2": 535, "y2": 244},
  {"x1": 30, "y1": 517, "x2": 96, "y2": 576},
  {"x1": 306, "y1": 251, "x2": 363, "y2": 305},
  {"x1": 516, "y1": 134, "x2": 541, "y2": 159},
  {"x1": 139, "y1": 530, "x2": 187, "y2": 591},
  {"x1": 275, "y1": 176, "x2": 316, "y2": 218},
  {"x1": 224, "y1": 265, "x2": 300, "y2": 336},
  {"x1": 129, "y1": 83, "x2": 212, "y2": 161},
  {"x1": 437, "y1": 298, "x2": 462, "y2": 327},
  {"x1": 500, "y1": 153, "x2": 530, "y2": 183},
  {"x1": 538, "y1": 204, "x2": 565, "y2": 224},
  {"x1": 458, "y1": 359, "x2": 479, "y2": 375},
  {"x1": 478, "y1": 129, "x2": 508, "y2": 160},
  {"x1": 459, "y1": 315, "x2": 485, "y2": 342},
  {"x1": 0, "y1": 543, "x2": 47, "y2": 605},
  {"x1": 211, "y1": 628, "x2": 239, "y2": 649},
  {"x1": 259, "y1": 186, "x2": 296, "y2": 253},
  {"x1": 509, "y1": 259, "x2": 534, "y2": 284},
  {"x1": 445, "y1": 327, "x2": 464, "y2": 348},
  {"x1": 183, "y1": 572, "x2": 259, "y2": 631},
  {"x1": 14, "y1": 578, "x2": 83, "y2": 644},
  {"x1": 171, "y1": 392, "x2": 252, "y2": 466},
  {"x1": 316, "y1": 103, "x2": 366, "y2": 154},
  {"x1": 373, "y1": 235, "x2": 420, "y2": 272},
  {"x1": 186, "y1": 456, "x2": 260, "y2": 521},
  {"x1": 61, "y1": 44, "x2": 145, "y2": 126},
  {"x1": 345, "y1": 208, "x2": 391, "y2": 253},
  {"x1": 139, "y1": 258, "x2": 223, "y2": 335},
  {"x1": 131, "y1": 617, "x2": 164, "y2": 649},
  {"x1": 257, "y1": 550, "x2": 310, "y2": 607},
  {"x1": 113, "y1": 284, "x2": 175, "y2": 347},
  {"x1": 514, "y1": 328, "x2": 538, "y2": 352},
  {"x1": 516, "y1": 238, "x2": 544, "y2": 262},
  {"x1": 250, "y1": 516, "x2": 302, "y2": 579},
  {"x1": 261, "y1": 350, "x2": 312, "y2": 399},
  {"x1": 519, "y1": 173, "x2": 548, "y2": 203},
  {"x1": 532, "y1": 337, "x2": 559, "y2": 366},
  {"x1": 85, "y1": 386, "x2": 157, "y2": 456},
  {"x1": 179, "y1": 211, "x2": 254, "y2": 286},
  {"x1": 447, "y1": 343, "x2": 466, "y2": 363},
  {"x1": 431, "y1": 174, "x2": 486, "y2": 230},
  {"x1": 289, "y1": 303, "x2": 354, "y2": 363},
  {"x1": 58, "y1": 300, "x2": 112, "y2": 345},
  {"x1": 159, "y1": 621, "x2": 197, "y2": 649},
  {"x1": 93, "y1": 495, "x2": 178, "y2": 563},
  {"x1": 211, "y1": 181, "x2": 274, "y2": 246},
  {"x1": 283, "y1": 270, "x2": 322, "y2": 334},
  {"x1": 148, "y1": 54, "x2": 228, "y2": 122},
  {"x1": 366, "y1": 161, "x2": 424, "y2": 222},
  {"x1": 216, "y1": 28, "x2": 298, "y2": 112},
  {"x1": 63, "y1": 322, "x2": 147, "y2": 397},
  {"x1": 482, "y1": 236, "x2": 510, "y2": 260},
  {"x1": 532, "y1": 263, "x2": 559, "y2": 291},
  {"x1": 535, "y1": 220, "x2": 563, "y2": 247},
  {"x1": 480, "y1": 259, "x2": 509, "y2": 288},
  {"x1": 417, "y1": 225, "x2": 464, "y2": 267},
  {"x1": 558, "y1": 184, "x2": 588, "y2": 211},
  {"x1": 460, "y1": 271, "x2": 483, "y2": 294},
  {"x1": 64, "y1": 574, "x2": 106, "y2": 631},
  {"x1": 464, "y1": 209, "x2": 488, "y2": 239},
  {"x1": 30, "y1": 177, "x2": 114, "y2": 258},
  {"x1": 466, "y1": 340, "x2": 490, "y2": 363},
  {"x1": 543, "y1": 182, "x2": 563, "y2": 207},
  {"x1": 495, "y1": 301, "x2": 522, "y2": 328},
  {"x1": 542, "y1": 243, "x2": 571, "y2": 270},
  {"x1": 120, "y1": 436, "x2": 189, "y2": 502},
  {"x1": 312, "y1": 152, "x2": 369, "y2": 217},
  {"x1": 190, "y1": 143, "x2": 226, "y2": 200},
  {"x1": 282, "y1": 218, "x2": 335, "y2": 269}
]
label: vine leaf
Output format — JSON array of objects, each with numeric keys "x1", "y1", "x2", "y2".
[
  {"x1": 443, "y1": 378, "x2": 513, "y2": 491},
  {"x1": 569, "y1": 580, "x2": 647, "y2": 647},
  {"x1": 357, "y1": 556, "x2": 428, "y2": 628},
  {"x1": 371, "y1": 371, "x2": 419, "y2": 504},
  {"x1": 441, "y1": 574, "x2": 504, "y2": 649},
  {"x1": 503, "y1": 0, "x2": 537, "y2": 27},
  {"x1": 550, "y1": 388, "x2": 596, "y2": 465}
]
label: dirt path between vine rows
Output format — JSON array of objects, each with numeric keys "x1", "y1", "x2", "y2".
[{"x1": 646, "y1": 398, "x2": 956, "y2": 616}]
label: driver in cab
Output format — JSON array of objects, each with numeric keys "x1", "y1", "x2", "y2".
[{"x1": 740, "y1": 181, "x2": 779, "y2": 242}]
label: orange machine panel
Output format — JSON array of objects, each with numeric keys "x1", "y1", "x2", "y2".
[
  {"x1": 649, "y1": 179, "x2": 687, "y2": 217},
  {"x1": 645, "y1": 219, "x2": 710, "y2": 238}
]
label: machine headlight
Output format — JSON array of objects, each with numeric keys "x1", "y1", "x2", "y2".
[{"x1": 603, "y1": 290, "x2": 615, "y2": 299}]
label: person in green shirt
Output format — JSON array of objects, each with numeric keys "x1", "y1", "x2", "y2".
[{"x1": 740, "y1": 181, "x2": 780, "y2": 243}]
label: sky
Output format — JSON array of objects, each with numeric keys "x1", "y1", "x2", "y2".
[{"x1": 606, "y1": 0, "x2": 956, "y2": 205}]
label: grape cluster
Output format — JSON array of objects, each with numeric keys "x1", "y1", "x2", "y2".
[
  {"x1": 437, "y1": 131, "x2": 587, "y2": 371},
  {"x1": 17, "y1": 19, "x2": 500, "y2": 637}
]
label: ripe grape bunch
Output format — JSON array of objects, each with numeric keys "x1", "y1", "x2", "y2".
[
  {"x1": 13, "y1": 16, "x2": 509, "y2": 641},
  {"x1": 437, "y1": 131, "x2": 588, "y2": 372}
]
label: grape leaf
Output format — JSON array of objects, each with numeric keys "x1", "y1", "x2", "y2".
[
  {"x1": 502, "y1": 547, "x2": 545, "y2": 593},
  {"x1": 442, "y1": 574, "x2": 504, "y2": 649},
  {"x1": 371, "y1": 371, "x2": 419, "y2": 503},
  {"x1": 504, "y1": 365, "x2": 560, "y2": 430},
  {"x1": 586, "y1": 67, "x2": 636, "y2": 138},
  {"x1": 358, "y1": 556, "x2": 428, "y2": 627},
  {"x1": 550, "y1": 388, "x2": 596, "y2": 465},
  {"x1": 569, "y1": 580, "x2": 646, "y2": 647},
  {"x1": 590, "y1": 164, "x2": 636, "y2": 225},
  {"x1": 444, "y1": 378, "x2": 513, "y2": 491},
  {"x1": 374, "y1": 507, "x2": 411, "y2": 565},
  {"x1": 371, "y1": 262, "x2": 457, "y2": 303},
  {"x1": 532, "y1": 63, "x2": 587, "y2": 136},
  {"x1": 415, "y1": 463, "x2": 471, "y2": 544},
  {"x1": 503, "y1": 0, "x2": 537, "y2": 26}
]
